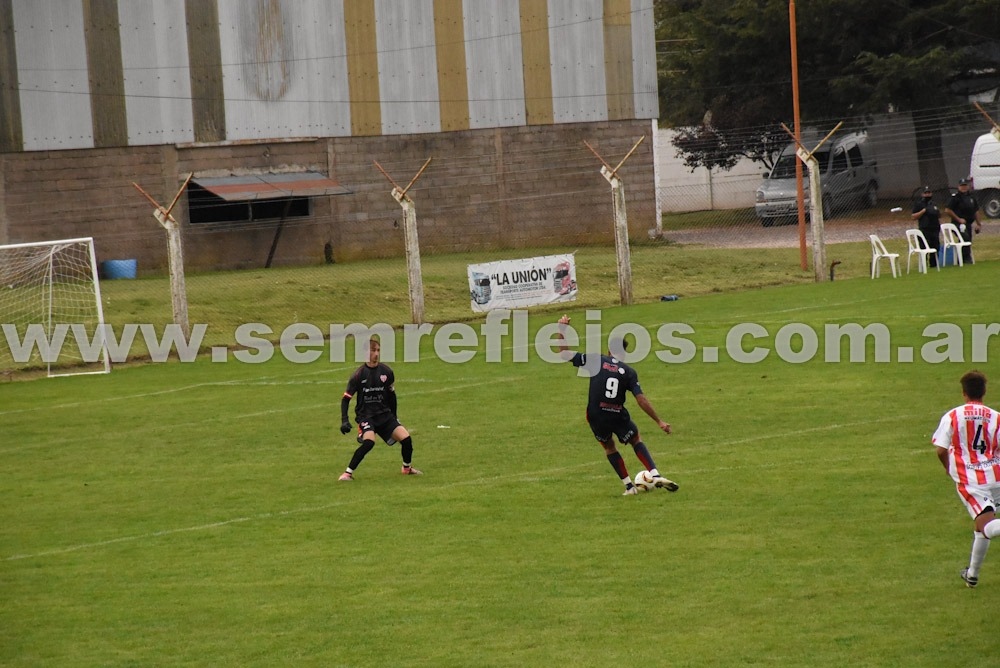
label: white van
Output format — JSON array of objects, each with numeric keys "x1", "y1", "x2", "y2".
[
  {"x1": 755, "y1": 131, "x2": 879, "y2": 226},
  {"x1": 969, "y1": 131, "x2": 1000, "y2": 218}
]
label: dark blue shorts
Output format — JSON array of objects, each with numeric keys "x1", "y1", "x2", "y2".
[{"x1": 586, "y1": 410, "x2": 637, "y2": 444}]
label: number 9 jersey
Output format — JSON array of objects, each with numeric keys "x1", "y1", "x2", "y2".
[{"x1": 570, "y1": 352, "x2": 642, "y2": 417}]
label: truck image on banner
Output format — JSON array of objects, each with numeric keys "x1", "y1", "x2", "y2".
[{"x1": 467, "y1": 253, "x2": 577, "y2": 312}]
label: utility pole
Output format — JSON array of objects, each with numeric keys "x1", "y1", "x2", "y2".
[{"x1": 789, "y1": 1, "x2": 807, "y2": 270}]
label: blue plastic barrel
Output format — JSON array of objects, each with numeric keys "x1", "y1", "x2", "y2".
[{"x1": 101, "y1": 259, "x2": 137, "y2": 279}]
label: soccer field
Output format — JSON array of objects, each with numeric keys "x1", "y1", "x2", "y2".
[{"x1": 3, "y1": 264, "x2": 999, "y2": 667}]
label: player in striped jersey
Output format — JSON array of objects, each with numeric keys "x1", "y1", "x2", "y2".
[
  {"x1": 556, "y1": 315, "x2": 679, "y2": 496},
  {"x1": 932, "y1": 370, "x2": 1000, "y2": 588}
]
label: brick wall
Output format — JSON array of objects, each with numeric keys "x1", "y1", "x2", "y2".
[{"x1": 0, "y1": 120, "x2": 655, "y2": 272}]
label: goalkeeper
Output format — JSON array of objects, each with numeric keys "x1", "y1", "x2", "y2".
[{"x1": 337, "y1": 338, "x2": 422, "y2": 481}]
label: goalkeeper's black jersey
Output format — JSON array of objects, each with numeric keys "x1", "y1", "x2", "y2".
[{"x1": 343, "y1": 363, "x2": 395, "y2": 421}]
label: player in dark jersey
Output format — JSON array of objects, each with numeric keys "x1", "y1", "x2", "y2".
[
  {"x1": 557, "y1": 315, "x2": 679, "y2": 496},
  {"x1": 338, "y1": 338, "x2": 422, "y2": 480}
]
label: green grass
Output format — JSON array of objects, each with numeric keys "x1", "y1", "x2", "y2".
[
  {"x1": 3, "y1": 262, "x2": 1000, "y2": 666},
  {"x1": 42, "y1": 233, "x2": 1000, "y2": 364}
]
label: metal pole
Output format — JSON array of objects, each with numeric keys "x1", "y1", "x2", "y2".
[{"x1": 789, "y1": 1, "x2": 807, "y2": 270}]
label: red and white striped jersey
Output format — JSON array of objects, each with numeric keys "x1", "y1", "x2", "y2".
[{"x1": 932, "y1": 401, "x2": 1000, "y2": 486}]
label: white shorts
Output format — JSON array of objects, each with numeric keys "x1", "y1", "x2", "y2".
[{"x1": 955, "y1": 481, "x2": 1000, "y2": 519}]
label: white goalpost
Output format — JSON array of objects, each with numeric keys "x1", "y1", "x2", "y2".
[{"x1": 0, "y1": 237, "x2": 111, "y2": 377}]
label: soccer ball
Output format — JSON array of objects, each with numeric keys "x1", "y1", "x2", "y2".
[{"x1": 634, "y1": 470, "x2": 656, "y2": 492}]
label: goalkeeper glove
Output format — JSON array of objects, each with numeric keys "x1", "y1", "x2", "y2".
[{"x1": 339, "y1": 420, "x2": 352, "y2": 435}]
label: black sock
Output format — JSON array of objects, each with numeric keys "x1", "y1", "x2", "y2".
[
  {"x1": 348, "y1": 439, "x2": 376, "y2": 470},
  {"x1": 400, "y1": 436, "x2": 413, "y2": 464}
]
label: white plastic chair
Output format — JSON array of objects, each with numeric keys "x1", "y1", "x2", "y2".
[
  {"x1": 940, "y1": 222, "x2": 972, "y2": 267},
  {"x1": 905, "y1": 229, "x2": 939, "y2": 274},
  {"x1": 869, "y1": 234, "x2": 899, "y2": 279}
]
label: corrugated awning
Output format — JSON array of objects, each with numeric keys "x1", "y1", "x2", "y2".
[{"x1": 192, "y1": 172, "x2": 352, "y2": 201}]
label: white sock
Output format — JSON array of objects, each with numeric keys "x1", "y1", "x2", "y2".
[
  {"x1": 969, "y1": 531, "x2": 990, "y2": 578},
  {"x1": 983, "y1": 519, "x2": 1000, "y2": 539},
  {"x1": 649, "y1": 468, "x2": 660, "y2": 477}
]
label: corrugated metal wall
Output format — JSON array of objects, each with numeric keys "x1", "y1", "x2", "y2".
[
  {"x1": 629, "y1": 0, "x2": 657, "y2": 119},
  {"x1": 218, "y1": 0, "x2": 353, "y2": 139},
  {"x1": 376, "y1": 0, "x2": 441, "y2": 135},
  {"x1": 464, "y1": 1, "x2": 523, "y2": 129},
  {"x1": 12, "y1": 1, "x2": 94, "y2": 151},
  {"x1": 0, "y1": 0, "x2": 657, "y2": 153},
  {"x1": 119, "y1": 0, "x2": 195, "y2": 145},
  {"x1": 549, "y1": 0, "x2": 606, "y2": 124}
]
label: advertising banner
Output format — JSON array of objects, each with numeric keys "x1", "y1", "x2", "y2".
[{"x1": 467, "y1": 253, "x2": 577, "y2": 312}]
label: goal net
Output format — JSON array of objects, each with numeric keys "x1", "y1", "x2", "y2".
[{"x1": 0, "y1": 237, "x2": 111, "y2": 377}]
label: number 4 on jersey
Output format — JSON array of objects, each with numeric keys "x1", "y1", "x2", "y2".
[{"x1": 972, "y1": 424, "x2": 987, "y2": 455}]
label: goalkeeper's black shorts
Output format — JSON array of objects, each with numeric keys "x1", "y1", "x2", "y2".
[{"x1": 358, "y1": 415, "x2": 401, "y2": 444}]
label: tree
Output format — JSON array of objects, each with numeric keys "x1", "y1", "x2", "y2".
[{"x1": 656, "y1": 0, "x2": 1000, "y2": 185}]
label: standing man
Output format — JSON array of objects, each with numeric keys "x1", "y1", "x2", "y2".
[
  {"x1": 912, "y1": 185, "x2": 941, "y2": 268},
  {"x1": 556, "y1": 315, "x2": 679, "y2": 496},
  {"x1": 932, "y1": 370, "x2": 1000, "y2": 588},
  {"x1": 944, "y1": 178, "x2": 982, "y2": 265},
  {"x1": 338, "y1": 338, "x2": 422, "y2": 481}
]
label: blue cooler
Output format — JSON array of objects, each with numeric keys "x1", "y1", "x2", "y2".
[{"x1": 941, "y1": 247, "x2": 957, "y2": 267}]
